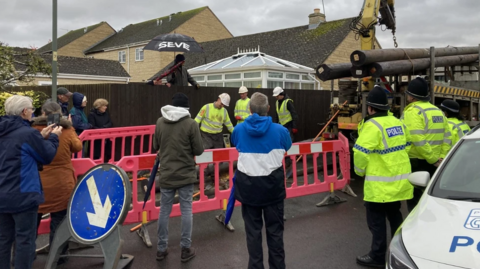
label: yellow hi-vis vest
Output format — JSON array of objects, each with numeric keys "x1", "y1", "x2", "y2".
[
  {"x1": 447, "y1": 118, "x2": 471, "y2": 146},
  {"x1": 234, "y1": 98, "x2": 250, "y2": 124},
  {"x1": 195, "y1": 103, "x2": 234, "y2": 134},
  {"x1": 353, "y1": 115, "x2": 413, "y2": 203},
  {"x1": 401, "y1": 101, "x2": 452, "y2": 162},
  {"x1": 276, "y1": 99, "x2": 293, "y2": 126}
]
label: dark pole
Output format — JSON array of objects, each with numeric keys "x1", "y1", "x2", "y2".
[
  {"x1": 429, "y1": 46, "x2": 435, "y2": 104},
  {"x1": 52, "y1": 0, "x2": 58, "y2": 99}
]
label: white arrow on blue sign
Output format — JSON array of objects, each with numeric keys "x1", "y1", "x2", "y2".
[{"x1": 68, "y1": 164, "x2": 130, "y2": 243}]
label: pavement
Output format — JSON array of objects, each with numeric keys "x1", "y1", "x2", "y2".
[{"x1": 32, "y1": 175, "x2": 409, "y2": 269}]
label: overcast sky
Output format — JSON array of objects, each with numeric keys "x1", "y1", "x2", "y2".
[{"x1": 1, "y1": 0, "x2": 479, "y2": 50}]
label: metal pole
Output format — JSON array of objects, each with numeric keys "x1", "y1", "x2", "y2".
[
  {"x1": 429, "y1": 46, "x2": 435, "y2": 104},
  {"x1": 330, "y1": 79, "x2": 334, "y2": 104},
  {"x1": 51, "y1": 0, "x2": 58, "y2": 99}
]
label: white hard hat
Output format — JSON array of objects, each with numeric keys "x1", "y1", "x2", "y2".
[
  {"x1": 238, "y1": 86, "x2": 248, "y2": 94},
  {"x1": 219, "y1": 93, "x2": 231, "y2": 107},
  {"x1": 272, "y1": 87, "x2": 284, "y2": 97}
]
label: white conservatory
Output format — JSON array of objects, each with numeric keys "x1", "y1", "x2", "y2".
[{"x1": 188, "y1": 48, "x2": 320, "y2": 90}]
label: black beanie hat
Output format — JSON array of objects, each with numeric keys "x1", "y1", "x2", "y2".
[
  {"x1": 367, "y1": 86, "x2": 390, "y2": 111},
  {"x1": 440, "y1": 99, "x2": 460, "y2": 114},
  {"x1": 172, "y1": 93, "x2": 189, "y2": 108},
  {"x1": 175, "y1": 54, "x2": 185, "y2": 64},
  {"x1": 406, "y1": 77, "x2": 430, "y2": 101}
]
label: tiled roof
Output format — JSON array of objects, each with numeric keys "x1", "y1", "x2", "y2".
[
  {"x1": 14, "y1": 55, "x2": 130, "y2": 78},
  {"x1": 37, "y1": 22, "x2": 107, "y2": 54},
  {"x1": 85, "y1": 7, "x2": 207, "y2": 53},
  {"x1": 149, "y1": 18, "x2": 353, "y2": 80}
]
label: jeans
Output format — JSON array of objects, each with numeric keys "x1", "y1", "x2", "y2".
[
  {"x1": 157, "y1": 184, "x2": 193, "y2": 252},
  {"x1": 36, "y1": 209, "x2": 67, "y2": 252},
  {"x1": 0, "y1": 206, "x2": 39, "y2": 269},
  {"x1": 242, "y1": 201, "x2": 285, "y2": 269}
]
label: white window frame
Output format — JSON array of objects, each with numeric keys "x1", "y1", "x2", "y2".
[
  {"x1": 38, "y1": 81, "x2": 52, "y2": 86},
  {"x1": 135, "y1": 48, "x2": 144, "y2": 62},
  {"x1": 118, "y1": 51, "x2": 126, "y2": 63}
]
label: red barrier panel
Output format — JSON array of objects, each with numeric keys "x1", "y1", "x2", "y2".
[
  {"x1": 74, "y1": 125, "x2": 155, "y2": 164},
  {"x1": 39, "y1": 133, "x2": 350, "y2": 235}
]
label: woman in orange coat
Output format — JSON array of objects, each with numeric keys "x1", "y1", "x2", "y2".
[{"x1": 32, "y1": 101, "x2": 82, "y2": 258}]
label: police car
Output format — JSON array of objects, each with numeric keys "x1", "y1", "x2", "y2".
[{"x1": 387, "y1": 125, "x2": 480, "y2": 268}]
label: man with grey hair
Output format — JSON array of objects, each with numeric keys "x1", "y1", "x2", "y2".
[
  {"x1": 0, "y1": 95, "x2": 62, "y2": 268},
  {"x1": 232, "y1": 92, "x2": 292, "y2": 269}
]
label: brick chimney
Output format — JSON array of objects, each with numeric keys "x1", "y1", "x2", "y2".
[{"x1": 308, "y1": 8, "x2": 326, "y2": 29}]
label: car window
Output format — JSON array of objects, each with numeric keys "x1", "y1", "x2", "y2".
[{"x1": 431, "y1": 139, "x2": 480, "y2": 199}]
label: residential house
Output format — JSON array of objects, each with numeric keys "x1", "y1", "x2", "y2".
[
  {"x1": 151, "y1": 9, "x2": 381, "y2": 90},
  {"x1": 84, "y1": 6, "x2": 233, "y2": 82}
]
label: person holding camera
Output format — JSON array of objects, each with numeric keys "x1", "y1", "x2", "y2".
[
  {"x1": 32, "y1": 101, "x2": 82, "y2": 263},
  {"x1": 0, "y1": 95, "x2": 62, "y2": 269}
]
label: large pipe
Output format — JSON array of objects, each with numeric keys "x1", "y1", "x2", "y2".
[
  {"x1": 351, "y1": 54, "x2": 479, "y2": 78},
  {"x1": 351, "y1": 46, "x2": 480, "y2": 67},
  {"x1": 316, "y1": 63, "x2": 352, "y2": 81}
]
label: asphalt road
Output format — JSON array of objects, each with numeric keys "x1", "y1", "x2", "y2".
[{"x1": 32, "y1": 176, "x2": 408, "y2": 269}]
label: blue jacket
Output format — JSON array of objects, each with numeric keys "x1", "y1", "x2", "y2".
[
  {"x1": 70, "y1": 92, "x2": 91, "y2": 135},
  {"x1": 232, "y1": 113, "x2": 292, "y2": 206},
  {"x1": 58, "y1": 100, "x2": 69, "y2": 117},
  {"x1": 0, "y1": 116, "x2": 59, "y2": 213}
]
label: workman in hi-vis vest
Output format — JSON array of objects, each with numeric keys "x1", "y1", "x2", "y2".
[
  {"x1": 272, "y1": 87, "x2": 298, "y2": 142},
  {"x1": 401, "y1": 77, "x2": 451, "y2": 212},
  {"x1": 353, "y1": 86, "x2": 413, "y2": 268},
  {"x1": 234, "y1": 86, "x2": 251, "y2": 125},
  {"x1": 439, "y1": 99, "x2": 471, "y2": 147},
  {"x1": 195, "y1": 93, "x2": 234, "y2": 149}
]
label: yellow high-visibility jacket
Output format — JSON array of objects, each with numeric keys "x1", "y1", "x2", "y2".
[{"x1": 195, "y1": 103, "x2": 234, "y2": 134}]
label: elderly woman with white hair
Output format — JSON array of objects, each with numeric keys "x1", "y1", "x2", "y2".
[{"x1": 0, "y1": 95, "x2": 62, "y2": 268}]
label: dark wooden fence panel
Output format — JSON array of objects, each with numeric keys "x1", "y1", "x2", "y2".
[{"x1": 18, "y1": 83, "x2": 334, "y2": 142}]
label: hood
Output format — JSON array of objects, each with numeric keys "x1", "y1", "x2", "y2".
[
  {"x1": 161, "y1": 105, "x2": 190, "y2": 122},
  {"x1": 243, "y1": 113, "x2": 271, "y2": 137},
  {"x1": 32, "y1": 116, "x2": 72, "y2": 129},
  {"x1": 402, "y1": 195, "x2": 480, "y2": 268},
  {"x1": 0, "y1": 116, "x2": 27, "y2": 136},
  {"x1": 72, "y1": 92, "x2": 85, "y2": 108}
]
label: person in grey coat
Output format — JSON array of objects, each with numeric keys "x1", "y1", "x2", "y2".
[{"x1": 166, "y1": 54, "x2": 200, "y2": 89}]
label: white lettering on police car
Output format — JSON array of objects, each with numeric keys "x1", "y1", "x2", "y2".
[
  {"x1": 386, "y1": 126, "x2": 404, "y2": 138},
  {"x1": 432, "y1": 116, "x2": 444, "y2": 123}
]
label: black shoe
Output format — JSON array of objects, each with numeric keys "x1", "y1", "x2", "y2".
[
  {"x1": 181, "y1": 247, "x2": 196, "y2": 263},
  {"x1": 156, "y1": 249, "x2": 168, "y2": 261},
  {"x1": 356, "y1": 254, "x2": 384, "y2": 268}
]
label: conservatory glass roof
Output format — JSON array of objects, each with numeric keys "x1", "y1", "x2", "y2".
[{"x1": 189, "y1": 48, "x2": 314, "y2": 72}]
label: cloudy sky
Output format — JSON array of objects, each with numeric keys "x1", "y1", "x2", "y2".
[{"x1": 1, "y1": 0, "x2": 479, "y2": 49}]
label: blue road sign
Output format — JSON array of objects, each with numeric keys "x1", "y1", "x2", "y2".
[{"x1": 68, "y1": 164, "x2": 131, "y2": 243}]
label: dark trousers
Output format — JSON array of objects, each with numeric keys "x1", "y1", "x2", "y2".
[
  {"x1": 36, "y1": 209, "x2": 67, "y2": 249},
  {"x1": 0, "y1": 206, "x2": 39, "y2": 269},
  {"x1": 242, "y1": 201, "x2": 285, "y2": 269},
  {"x1": 407, "y1": 158, "x2": 437, "y2": 212},
  {"x1": 365, "y1": 201, "x2": 403, "y2": 263}
]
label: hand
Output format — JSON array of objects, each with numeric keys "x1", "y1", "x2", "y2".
[
  {"x1": 433, "y1": 159, "x2": 443, "y2": 167},
  {"x1": 196, "y1": 84, "x2": 200, "y2": 90},
  {"x1": 40, "y1": 124, "x2": 55, "y2": 138},
  {"x1": 292, "y1": 128, "x2": 298, "y2": 134},
  {"x1": 235, "y1": 116, "x2": 242, "y2": 120},
  {"x1": 153, "y1": 80, "x2": 162, "y2": 86},
  {"x1": 51, "y1": 126, "x2": 63, "y2": 136},
  {"x1": 68, "y1": 114, "x2": 72, "y2": 123},
  {"x1": 166, "y1": 83, "x2": 172, "y2": 88}
]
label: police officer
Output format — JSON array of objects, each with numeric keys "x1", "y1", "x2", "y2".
[
  {"x1": 234, "y1": 86, "x2": 250, "y2": 125},
  {"x1": 440, "y1": 99, "x2": 471, "y2": 147},
  {"x1": 354, "y1": 86, "x2": 413, "y2": 268},
  {"x1": 401, "y1": 77, "x2": 451, "y2": 212}
]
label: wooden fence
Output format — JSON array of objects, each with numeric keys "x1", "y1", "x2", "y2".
[{"x1": 15, "y1": 83, "x2": 337, "y2": 142}]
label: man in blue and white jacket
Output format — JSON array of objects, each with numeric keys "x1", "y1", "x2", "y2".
[{"x1": 232, "y1": 92, "x2": 292, "y2": 269}]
